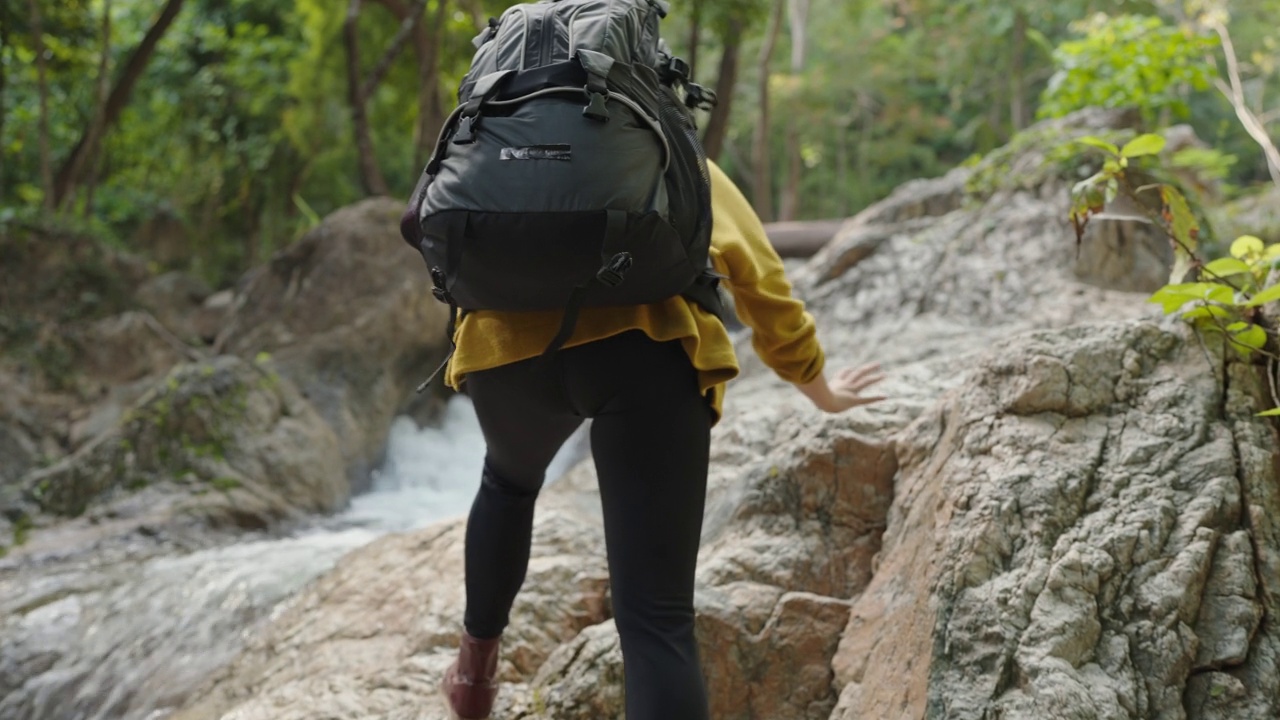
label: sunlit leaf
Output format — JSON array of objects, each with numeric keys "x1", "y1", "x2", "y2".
[
  {"x1": 1181, "y1": 305, "x2": 1234, "y2": 321},
  {"x1": 1076, "y1": 136, "x2": 1121, "y2": 156},
  {"x1": 1232, "y1": 235, "x2": 1266, "y2": 259},
  {"x1": 1245, "y1": 283, "x2": 1280, "y2": 307},
  {"x1": 1202, "y1": 257, "x2": 1252, "y2": 278},
  {"x1": 1232, "y1": 323, "x2": 1268, "y2": 352},
  {"x1": 1257, "y1": 408, "x2": 1280, "y2": 417},
  {"x1": 1121, "y1": 133, "x2": 1167, "y2": 158},
  {"x1": 1149, "y1": 283, "x2": 1233, "y2": 314}
]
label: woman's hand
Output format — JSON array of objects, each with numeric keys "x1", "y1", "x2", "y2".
[{"x1": 796, "y1": 364, "x2": 887, "y2": 413}]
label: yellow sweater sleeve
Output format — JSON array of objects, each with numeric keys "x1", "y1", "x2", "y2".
[{"x1": 707, "y1": 161, "x2": 825, "y2": 385}]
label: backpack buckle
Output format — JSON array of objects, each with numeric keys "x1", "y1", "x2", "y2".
[
  {"x1": 596, "y1": 252, "x2": 633, "y2": 287},
  {"x1": 430, "y1": 267, "x2": 455, "y2": 304},
  {"x1": 684, "y1": 83, "x2": 718, "y2": 111},
  {"x1": 453, "y1": 115, "x2": 479, "y2": 144},
  {"x1": 582, "y1": 77, "x2": 611, "y2": 122}
]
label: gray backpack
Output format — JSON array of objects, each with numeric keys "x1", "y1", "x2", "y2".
[{"x1": 400, "y1": 0, "x2": 723, "y2": 365}]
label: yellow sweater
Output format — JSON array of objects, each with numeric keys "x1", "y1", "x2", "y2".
[{"x1": 444, "y1": 161, "x2": 825, "y2": 422}]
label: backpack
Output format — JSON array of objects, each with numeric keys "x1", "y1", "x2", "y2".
[{"x1": 400, "y1": 0, "x2": 724, "y2": 372}]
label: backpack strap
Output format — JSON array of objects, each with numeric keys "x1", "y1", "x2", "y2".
[
  {"x1": 682, "y1": 265, "x2": 727, "y2": 321},
  {"x1": 454, "y1": 69, "x2": 515, "y2": 144},
  {"x1": 540, "y1": 209, "x2": 631, "y2": 357},
  {"x1": 576, "y1": 50, "x2": 614, "y2": 122},
  {"x1": 415, "y1": 269, "x2": 465, "y2": 394}
]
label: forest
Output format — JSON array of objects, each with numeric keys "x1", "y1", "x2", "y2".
[{"x1": 2, "y1": 0, "x2": 1278, "y2": 288}]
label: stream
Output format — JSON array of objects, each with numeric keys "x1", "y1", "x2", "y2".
[{"x1": 0, "y1": 396, "x2": 589, "y2": 720}]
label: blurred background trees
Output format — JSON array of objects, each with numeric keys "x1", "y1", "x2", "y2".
[{"x1": 2, "y1": 0, "x2": 1278, "y2": 287}]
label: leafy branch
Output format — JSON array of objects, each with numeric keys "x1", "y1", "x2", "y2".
[{"x1": 1068, "y1": 130, "x2": 1280, "y2": 414}]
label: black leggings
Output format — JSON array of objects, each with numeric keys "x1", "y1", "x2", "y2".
[{"x1": 464, "y1": 330, "x2": 711, "y2": 720}]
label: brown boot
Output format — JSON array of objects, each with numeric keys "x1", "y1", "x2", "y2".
[{"x1": 440, "y1": 632, "x2": 501, "y2": 720}]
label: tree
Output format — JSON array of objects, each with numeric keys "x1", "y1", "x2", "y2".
[
  {"x1": 752, "y1": 0, "x2": 785, "y2": 221},
  {"x1": 778, "y1": 0, "x2": 811, "y2": 221},
  {"x1": 344, "y1": 0, "x2": 431, "y2": 197},
  {"x1": 369, "y1": 0, "x2": 448, "y2": 165},
  {"x1": 52, "y1": 0, "x2": 187, "y2": 210},
  {"x1": 702, "y1": 19, "x2": 742, "y2": 162},
  {"x1": 28, "y1": 0, "x2": 54, "y2": 210},
  {"x1": 82, "y1": 0, "x2": 113, "y2": 217}
]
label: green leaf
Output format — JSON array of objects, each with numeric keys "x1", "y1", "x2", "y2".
[
  {"x1": 1232, "y1": 235, "x2": 1266, "y2": 259},
  {"x1": 1160, "y1": 185, "x2": 1200, "y2": 255},
  {"x1": 1245, "y1": 283, "x2": 1280, "y2": 307},
  {"x1": 1257, "y1": 408, "x2": 1280, "y2": 417},
  {"x1": 1076, "y1": 136, "x2": 1121, "y2": 156},
  {"x1": 1232, "y1": 323, "x2": 1268, "y2": 352},
  {"x1": 1149, "y1": 282, "x2": 1233, "y2": 313},
  {"x1": 1121, "y1": 133, "x2": 1167, "y2": 158},
  {"x1": 1181, "y1": 305, "x2": 1234, "y2": 321},
  {"x1": 1202, "y1": 257, "x2": 1252, "y2": 278}
]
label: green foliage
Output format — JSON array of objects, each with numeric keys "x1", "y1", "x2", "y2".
[
  {"x1": 1067, "y1": 130, "x2": 1280, "y2": 391},
  {"x1": 1040, "y1": 14, "x2": 1220, "y2": 125},
  {"x1": 4, "y1": 0, "x2": 1279, "y2": 284}
]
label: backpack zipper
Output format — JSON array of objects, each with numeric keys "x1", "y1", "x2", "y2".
[{"x1": 537, "y1": 5, "x2": 556, "y2": 66}]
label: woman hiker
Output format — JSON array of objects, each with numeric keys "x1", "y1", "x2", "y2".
[{"x1": 438, "y1": 160, "x2": 887, "y2": 720}]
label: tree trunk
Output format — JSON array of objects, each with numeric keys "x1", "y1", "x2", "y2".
[
  {"x1": 345, "y1": 0, "x2": 391, "y2": 196},
  {"x1": 1009, "y1": 8, "x2": 1029, "y2": 132},
  {"x1": 419, "y1": 0, "x2": 449, "y2": 166},
  {"x1": 347, "y1": 0, "x2": 430, "y2": 195},
  {"x1": 779, "y1": 0, "x2": 810, "y2": 221},
  {"x1": 1, "y1": 17, "x2": 10, "y2": 201},
  {"x1": 53, "y1": 0, "x2": 186, "y2": 209},
  {"x1": 702, "y1": 20, "x2": 742, "y2": 162},
  {"x1": 752, "y1": 0, "x2": 786, "y2": 222},
  {"x1": 29, "y1": 0, "x2": 54, "y2": 211},
  {"x1": 686, "y1": 1, "x2": 702, "y2": 80},
  {"x1": 83, "y1": 0, "x2": 113, "y2": 217},
  {"x1": 370, "y1": 0, "x2": 439, "y2": 164}
]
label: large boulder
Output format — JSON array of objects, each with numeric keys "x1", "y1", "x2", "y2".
[
  {"x1": 17, "y1": 355, "x2": 347, "y2": 543},
  {"x1": 215, "y1": 198, "x2": 450, "y2": 492},
  {"x1": 831, "y1": 321, "x2": 1279, "y2": 719}
]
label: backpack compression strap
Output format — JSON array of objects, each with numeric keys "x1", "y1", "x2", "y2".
[{"x1": 540, "y1": 209, "x2": 633, "y2": 357}]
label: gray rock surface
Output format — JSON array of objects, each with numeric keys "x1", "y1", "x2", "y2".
[{"x1": 216, "y1": 198, "x2": 451, "y2": 491}]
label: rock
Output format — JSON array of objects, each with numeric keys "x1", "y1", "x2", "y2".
[
  {"x1": 134, "y1": 271, "x2": 215, "y2": 345},
  {"x1": 22, "y1": 107, "x2": 1280, "y2": 720},
  {"x1": 19, "y1": 355, "x2": 347, "y2": 536},
  {"x1": 169, "y1": 466, "x2": 611, "y2": 720},
  {"x1": 1214, "y1": 184, "x2": 1280, "y2": 246},
  {"x1": 75, "y1": 311, "x2": 194, "y2": 386},
  {"x1": 168, "y1": 392, "x2": 898, "y2": 720},
  {"x1": 830, "y1": 321, "x2": 1280, "y2": 719},
  {"x1": 216, "y1": 198, "x2": 451, "y2": 492}
]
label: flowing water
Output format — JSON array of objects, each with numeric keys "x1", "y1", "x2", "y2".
[{"x1": 0, "y1": 396, "x2": 590, "y2": 720}]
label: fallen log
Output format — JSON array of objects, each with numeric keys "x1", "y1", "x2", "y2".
[{"x1": 763, "y1": 219, "x2": 845, "y2": 257}]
